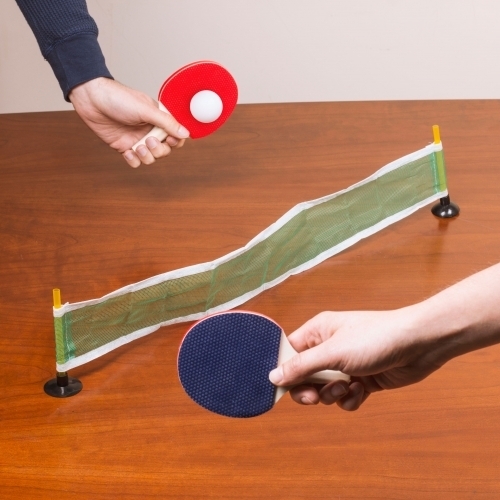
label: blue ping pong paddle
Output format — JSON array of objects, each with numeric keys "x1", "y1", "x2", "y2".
[{"x1": 177, "y1": 311, "x2": 350, "y2": 418}]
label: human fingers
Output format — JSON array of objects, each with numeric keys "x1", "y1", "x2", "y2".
[
  {"x1": 336, "y1": 381, "x2": 368, "y2": 411},
  {"x1": 123, "y1": 135, "x2": 177, "y2": 168},
  {"x1": 269, "y1": 341, "x2": 340, "y2": 388},
  {"x1": 135, "y1": 144, "x2": 157, "y2": 166},
  {"x1": 133, "y1": 138, "x2": 172, "y2": 166},
  {"x1": 290, "y1": 380, "x2": 370, "y2": 410},
  {"x1": 166, "y1": 136, "x2": 185, "y2": 149},
  {"x1": 145, "y1": 137, "x2": 172, "y2": 159},
  {"x1": 318, "y1": 380, "x2": 350, "y2": 405},
  {"x1": 286, "y1": 312, "x2": 338, "y2": 353},
  {"x1": 289, "y1": 385, "x2": 320, "y2": 405},
  {"x1": 123, "y1": 150, "x2": 141, "y2": 168},
  {"x1": 145, "y1": 105, "x2": 190, "y2": 141}
]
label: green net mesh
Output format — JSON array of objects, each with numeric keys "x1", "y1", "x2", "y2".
[{"x1": 54, "y1": 144, "x2": 448, "y2": 370}]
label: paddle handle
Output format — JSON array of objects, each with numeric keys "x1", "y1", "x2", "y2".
[{"x1": 132, "y1": 102, "x2": 170, "y2": 152}]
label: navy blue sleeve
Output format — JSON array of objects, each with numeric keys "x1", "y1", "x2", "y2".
[{"x1": 16, "y1": 0, "x2": 113, "y2": 102}]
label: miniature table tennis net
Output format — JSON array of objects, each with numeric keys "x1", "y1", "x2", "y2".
[{"x1": 53, "y1": 138, "x2": 449, "y2": 371}]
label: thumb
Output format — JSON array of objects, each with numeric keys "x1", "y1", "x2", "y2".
[
  {"x1": 269, "y1": 342, "x2": 341, "y2": 387},
  {"x1": 144, "y1": 104, "x2": 190, "y2": 140}
]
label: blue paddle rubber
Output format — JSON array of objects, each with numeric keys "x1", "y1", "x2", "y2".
[{"x1": 178, "y1": 312, "x2": 282, "y2": 418}]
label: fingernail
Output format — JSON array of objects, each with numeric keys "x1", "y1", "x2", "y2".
[
  {"x1": 146, "y1": 137, "x2": 159, "y2": 149},
  {"x1": 301, "y1": 397, "x2": 314, "y2": 405},
  {"x1": 137, "y1": 146, "x2": 147, "y2": 157},
  {"x1": 331, "y1": 384, "x2": 348, "y2": 398},
  {"x1": 269, "y1": 367, "x2": 283, "y2": 384},
  {"x1": 124, "y1": 151, "x2": 134, "y2": 161},
  {"x1": 178, "y1": 125, "x2": 190, "y2": 138}
]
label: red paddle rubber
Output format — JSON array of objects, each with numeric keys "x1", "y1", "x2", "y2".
[{"x1": 158, "y1": 61, "x2": 238, "y2": 139}]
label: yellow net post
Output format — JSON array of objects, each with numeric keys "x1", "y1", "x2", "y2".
[
  {"x1": 432, "y1": 124, "x2": 441, "y2": 144},
  {"x1": 430, "y1": 125, "x2": 460, "y2": 219},
  {"x1": 43, "y1": 289, "x2": 83, "y2": 398}
]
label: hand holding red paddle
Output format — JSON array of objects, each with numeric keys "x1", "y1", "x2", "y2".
[{"x1": 70, "y1": 61, "x2": 237, "y2": 168}]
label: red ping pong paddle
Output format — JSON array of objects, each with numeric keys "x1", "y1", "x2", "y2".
[{"x1": 132, "y1": 61, "x2": 238, "y2": 151}]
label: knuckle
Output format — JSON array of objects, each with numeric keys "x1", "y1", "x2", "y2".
[
  {"x1": 306, "y1": 327, "x2": 323, "y2": 348},
  {"x1": 316, "y1": 311, "x2": 333, "y2": 323}
]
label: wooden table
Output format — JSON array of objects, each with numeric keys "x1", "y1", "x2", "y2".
[{"x1": 1, "y1": 101, "x2": 500, "y2": 499}]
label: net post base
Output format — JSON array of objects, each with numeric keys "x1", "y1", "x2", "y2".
[
  {"x1": 44, "y1": 372, "x2": 82, "y2": 398},
  {"x1": 431, "y1": 195, "x2": 460, "y2": 218}
]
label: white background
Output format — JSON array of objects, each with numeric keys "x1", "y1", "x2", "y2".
[{"x1": 1, "y1": 0, "x2": 499, "y2": 113}]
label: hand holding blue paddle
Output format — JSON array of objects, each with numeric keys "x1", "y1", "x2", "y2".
[{"x1": 177, "y1": 311, "x2": 350, "y2": 418}]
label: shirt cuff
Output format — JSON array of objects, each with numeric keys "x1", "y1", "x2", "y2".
[{"x1": 45, "y1": 32, "x2": 114, "y2": 102}]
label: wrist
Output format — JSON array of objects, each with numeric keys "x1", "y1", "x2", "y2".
[
  {"x1": 69, "y1": 77, "x2": 106, "y2": 103},
  {"x1": 406, "y1": 299, "x2": 467, "y2": 367},
  {"x1": 407, "y1": 266, "x2": 500, "y2": 365}
]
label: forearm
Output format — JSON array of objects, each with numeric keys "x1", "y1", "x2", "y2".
[{"x1": 410, "y1": 263, "x2": 500, "y2": 365}]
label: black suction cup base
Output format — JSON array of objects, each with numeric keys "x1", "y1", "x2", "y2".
[
  {"x1": 44, "y1": 375, "x2": 82, "y2": 398},
  {"x1": 431, "y1": 195, "x2": 460, "y2": 219}
]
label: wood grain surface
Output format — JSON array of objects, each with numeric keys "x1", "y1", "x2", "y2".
[{"x1": 1, "y1": 101, "x2": 500, "y2": 499}]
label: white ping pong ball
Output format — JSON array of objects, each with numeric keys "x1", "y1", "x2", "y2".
[{"x1": 190, "y1": 90, "x2": 223, "y2": 123}]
